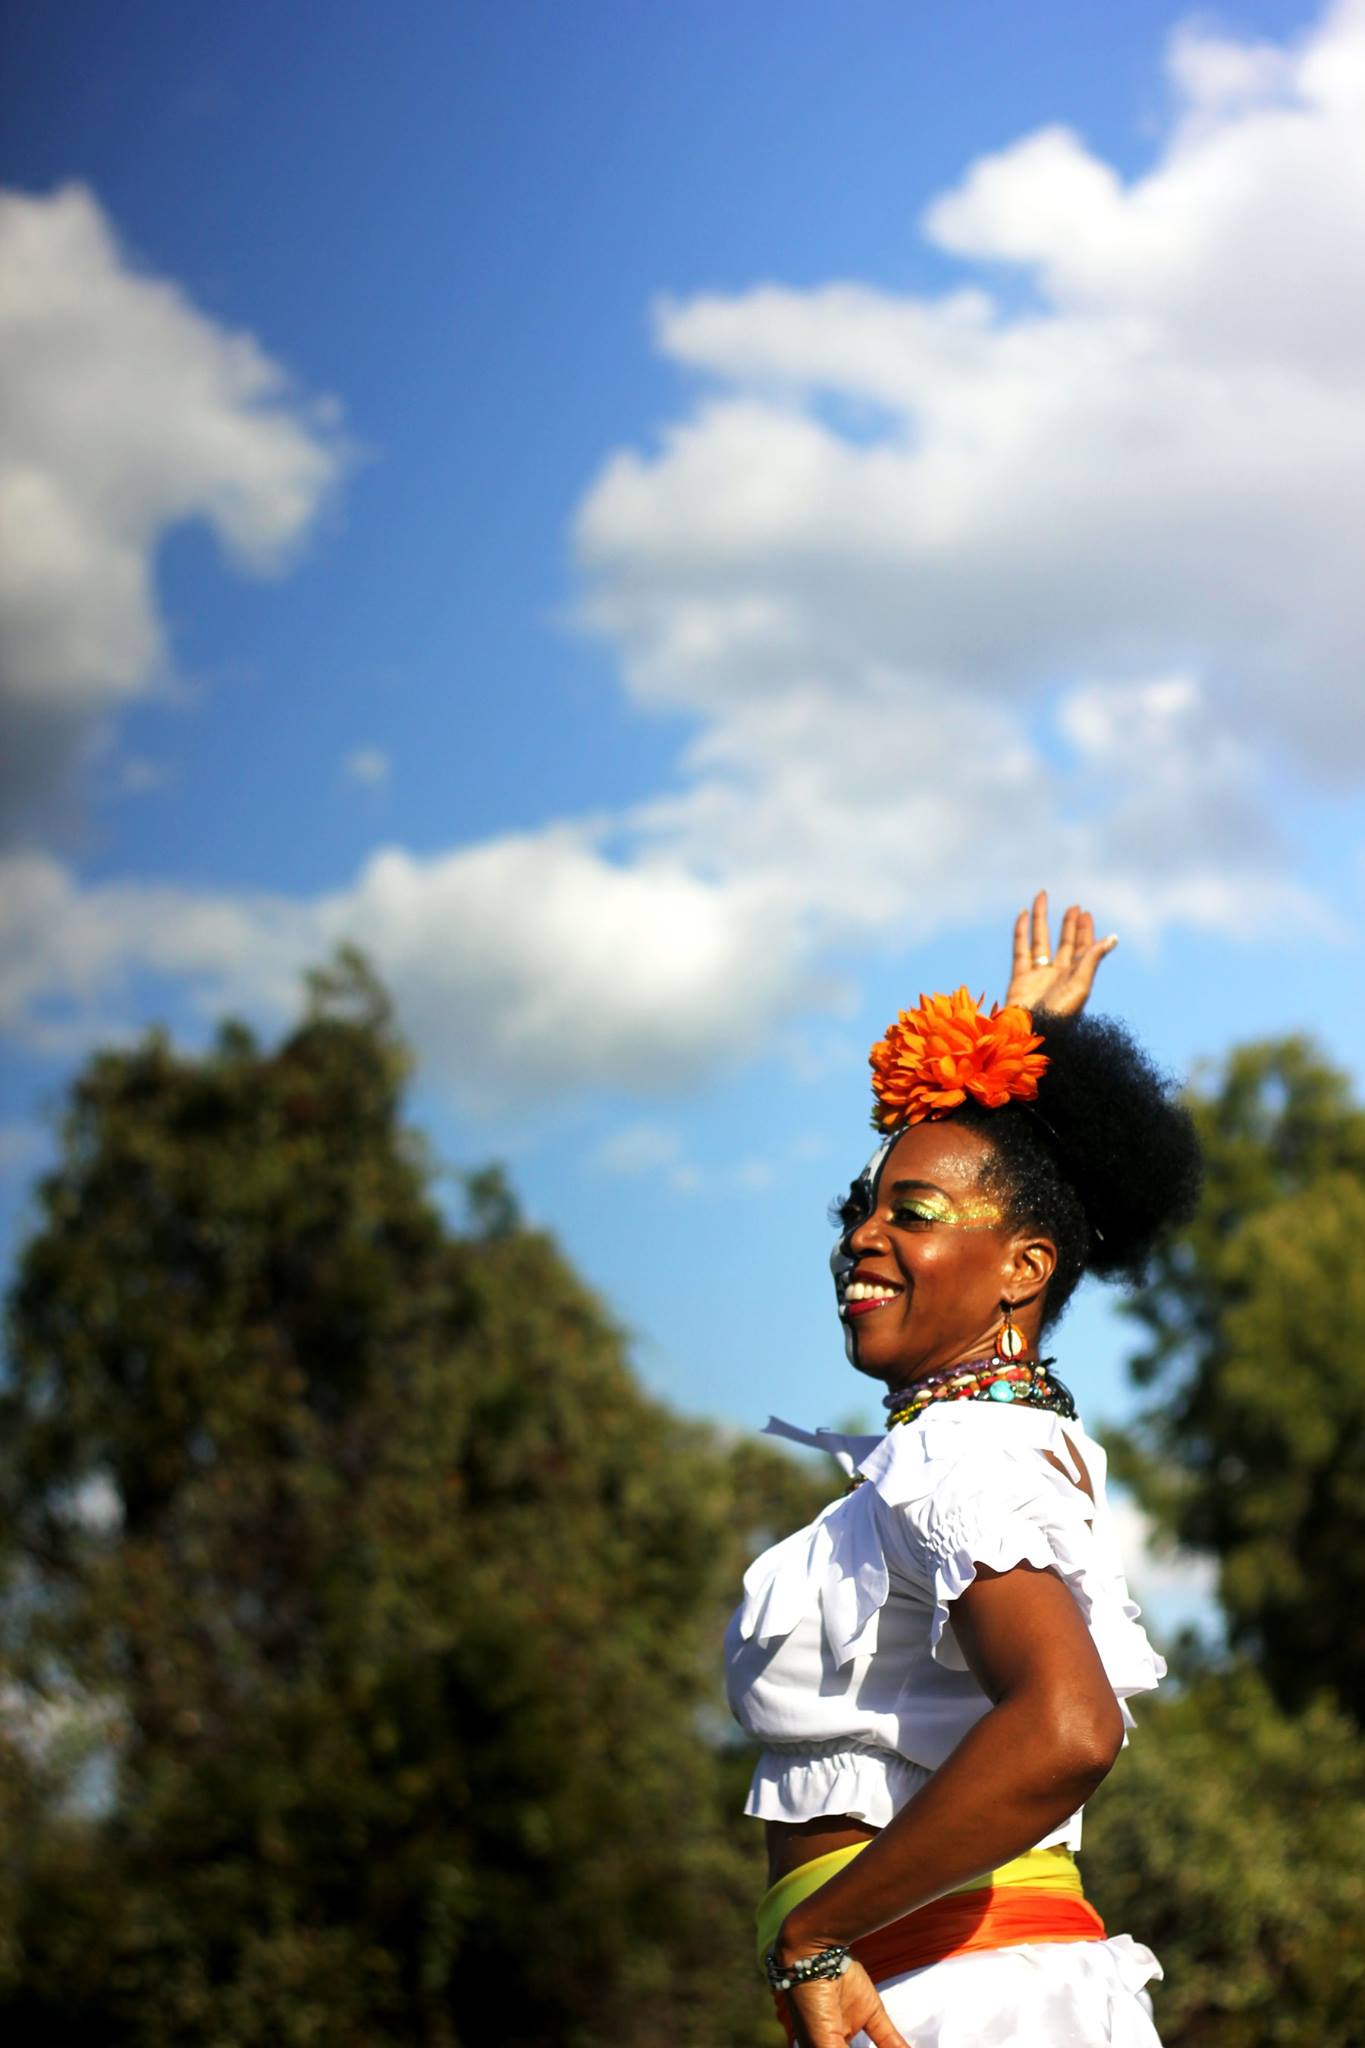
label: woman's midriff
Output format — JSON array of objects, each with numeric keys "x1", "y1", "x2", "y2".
[{"x1": 766, "y1": 1813, "x2": 879, "y2": 1886}]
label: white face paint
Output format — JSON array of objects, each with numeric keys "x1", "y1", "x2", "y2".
[{"x1": 829, "y1": 1135, "x2": 895, "y2": 1362}]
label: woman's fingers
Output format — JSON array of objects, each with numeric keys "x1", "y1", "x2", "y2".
[
  {"x1": 1006, "y1": 894, "x2": 1114, "y2": 1016},
  {"x1": 1055, "y1": 902, "x2": 1079, "y2": 967},
  {"x1": 785, "y1": 1968, "x2": 916, "y2": 2048},
  {"x1": 1011, "y1": 906, "x2": 1032, "y2": 982},
  {"x1": 785, "y1": 1994, "x2": 851, "y2": 2048},
  {"x1": 860, "y1": 1999, "x2": 914, "y2": 2048},
  {"x1": 1071, "y1": 934, "x2": 1118, "y2": 1000},
  {"x1": 1029, "y1": 890, "x2": 1051, "y2": 964}
]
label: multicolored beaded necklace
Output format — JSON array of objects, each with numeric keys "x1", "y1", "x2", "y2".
[{"x1": 883, "y1": 1355, "x2": 1077, "y2": 1429}]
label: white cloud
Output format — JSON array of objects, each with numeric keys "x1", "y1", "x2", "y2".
[
  {"x1": 0, "y1": 183, "x2": 345, "y2": 835},
  {"x1": 3, "y1": 6, "x2": 1363, "y2": 1106},
  {"x1": 0, "y1": 851, "x2": 316, "y2": 1055},
  {"x1": 1165, "y1": 21, "x2": 1296, "y2": 116},
  {"x1": 343, "y1": 746, "x2": 391, "y2": 789},
  {"x1": 580, "y1": 0, "x2": 1365, "y2": 777},
  {"x1": 0, "y1": 830, "x2": 815, "y2": 1105},
  {"x1": 587, "y1": 1120, "x2": 705, "y2": 1192},
  {"x1": 3, "y1": 654, "x2": 1312, "y2": 1104},
  {"x1": 587, "y1": 1121, "x2": 795, "y2": 1198},
  {"x1": 326, "y1": 831, "x2": 814, "y2": 1102}
]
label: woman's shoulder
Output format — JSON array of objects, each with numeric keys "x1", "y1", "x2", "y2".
[{"x1": 856, "y1": 1398, "x2": 1109, "y2": 1521}]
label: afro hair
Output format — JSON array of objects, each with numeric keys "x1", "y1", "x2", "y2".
[{"x1": 953, "y1": 1009, "x2": 1203, "y2": 1328}]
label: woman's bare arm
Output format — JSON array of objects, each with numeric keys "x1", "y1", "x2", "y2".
[{"x1": 772, "y1": 1560, "x2": 1124, "y2": 2047}]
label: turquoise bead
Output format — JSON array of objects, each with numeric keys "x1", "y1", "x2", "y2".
[{"x1": 988, "y1": 1379, "x2": 1016, "y2": 1402}]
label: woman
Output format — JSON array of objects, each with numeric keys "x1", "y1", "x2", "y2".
[{"x1": 725, "y1": 895, "x2": 1202, "y2": 2048}]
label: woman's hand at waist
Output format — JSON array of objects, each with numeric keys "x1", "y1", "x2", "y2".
[{"x1": 769, "y1": 1950, "x2": 913, "y2": 2048}]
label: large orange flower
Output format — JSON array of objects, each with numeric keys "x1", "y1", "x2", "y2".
[{"x1": 869, "y1": 986, "x2": 1048, "y2": 1131}]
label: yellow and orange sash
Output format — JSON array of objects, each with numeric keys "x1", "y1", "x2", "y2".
[{"x1": 758, "y1": 1842, "x2": 1105, "y2": 2037}]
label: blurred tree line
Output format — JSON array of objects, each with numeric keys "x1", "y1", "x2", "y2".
[
  {"x1": 1086, "y1": 1038, "x2": 1365, "y2": 2045},
  {"x1": 0, "y1": 959, "x2": 1361, "y2": 2044}
]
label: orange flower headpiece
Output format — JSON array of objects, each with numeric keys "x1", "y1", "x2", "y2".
[{"x1": 869, "y1": 986, "x2": 1049, "y2": 1132}]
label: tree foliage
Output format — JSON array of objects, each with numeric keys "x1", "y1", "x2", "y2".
[
  {"x1": 0, "y1": 952, "x2": 822, "y2": 2045},
  {"x1": 1117, "y1": 1036, "x2": 1365, "y2": 1720},
  {"x1": 1085, "y1": 1666, "x2": 1365, "y2": 2048},
  {"x1": 5, "y1": 973, "x2": 1365, "y2": 2046}
]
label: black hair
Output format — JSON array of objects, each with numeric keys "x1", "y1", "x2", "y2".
[{"x1": 953, "y1": 1010, "x2": 1202, "y2": 1329}]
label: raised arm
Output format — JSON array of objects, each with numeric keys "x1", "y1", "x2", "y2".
[{"x1": 1004, "y1": 890, "x2": 1117, "y2": 1016}]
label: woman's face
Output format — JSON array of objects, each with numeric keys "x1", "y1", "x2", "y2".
[{"x1": 829, "y1": 1119, "x2": 1049, "y2": 1388}]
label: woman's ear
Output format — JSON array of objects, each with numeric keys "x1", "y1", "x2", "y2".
[{"x1": 1006, "y1": 1232, "x2": 1057, "y2": 1301}]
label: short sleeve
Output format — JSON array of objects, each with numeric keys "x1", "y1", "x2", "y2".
[
  {"x1": 907, "y1": 1444, "x2": 1087, "y2": 1669},
  {"x1": 859, "y1": 1409, "x2": 1166, "y2": 1706}
]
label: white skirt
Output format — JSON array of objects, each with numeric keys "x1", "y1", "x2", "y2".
[{"x1": 853, "y1": 1935, "x2": 1163, "y2": 2047}]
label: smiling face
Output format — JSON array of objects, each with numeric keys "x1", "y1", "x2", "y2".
[{"x1": 830, "y1": 1119, "x2": 1056, "y2": 1390}]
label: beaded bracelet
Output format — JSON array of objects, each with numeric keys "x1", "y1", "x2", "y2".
[{"x1": 764, "y1": 1942, "x2": 852, "y2": 1993}]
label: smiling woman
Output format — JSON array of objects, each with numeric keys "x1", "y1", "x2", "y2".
[
  {"x1": 833, "y1": 1122, "x2": 1035, "y2": 1384},
  {"x1": 724, "y1": 894, "x2": 1202, "y2": 2048}
]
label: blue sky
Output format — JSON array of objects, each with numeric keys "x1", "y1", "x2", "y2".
[{"x1": 4, "y1": 0, "x2": 1364, "y2": 1634}]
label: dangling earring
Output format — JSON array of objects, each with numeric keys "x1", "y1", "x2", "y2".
[{"x1": 994, "y1": 1303, "x2": 1027, "y2": 1363}]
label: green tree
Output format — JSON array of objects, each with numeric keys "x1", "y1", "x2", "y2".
[
  {"x1": 1117, "y1": 1037, "x2": 1365, "y2": 1719},
  {"x1": 0, "y1": 952, "x2": 823, "y2": 2046},
  {"x1": 1084, "y1": 1666, "x2": 1365, "y2": 2048}
]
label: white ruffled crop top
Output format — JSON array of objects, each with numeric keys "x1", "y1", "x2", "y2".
[{"x1": 724, "y1": 1399, "x2": 1165, "y2": 1850}]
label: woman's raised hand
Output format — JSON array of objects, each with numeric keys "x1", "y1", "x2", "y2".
[
  {"x1": 1005, "y1": 891, "x2": 1116, "y2": 1017},
  {"x1": 781, "y1": 1958, "x2": 913, "y2": 2048}
]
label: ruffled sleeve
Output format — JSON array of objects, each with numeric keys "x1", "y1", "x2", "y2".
[{"x1": 858, "y1": 1407, "x2": 1166, "y2": 1711}]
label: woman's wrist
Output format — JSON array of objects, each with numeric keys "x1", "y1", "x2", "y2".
[
  {"x1": 775, "y1": 1908, "x2": 849, "y2": 1963},
  {"x1": 763, "y1": 1938, "x2": 851, "y2": 1993}
]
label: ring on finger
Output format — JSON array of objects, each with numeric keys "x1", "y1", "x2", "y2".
[{"x1": 1032, "y1": 952, "x2": 1052, "y2": 967}]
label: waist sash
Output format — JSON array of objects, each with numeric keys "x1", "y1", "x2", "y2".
[{"x1": 758, "y1": 1841, "x2": 1105, "y2": 2034}]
